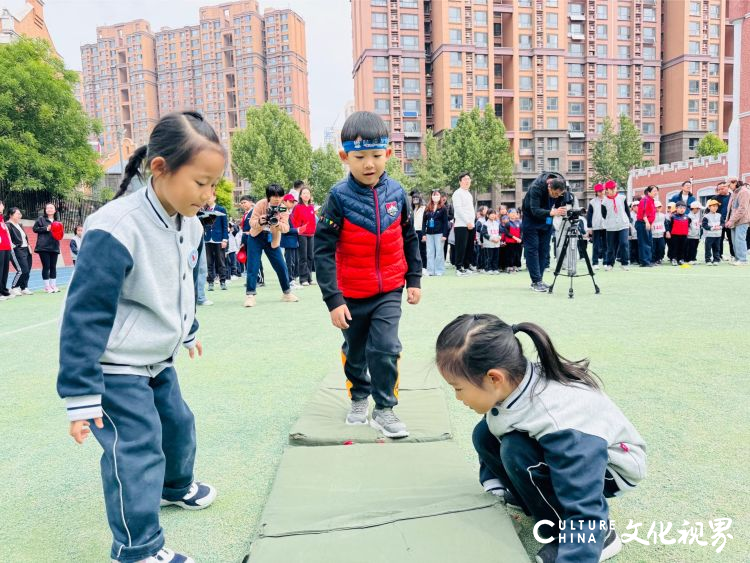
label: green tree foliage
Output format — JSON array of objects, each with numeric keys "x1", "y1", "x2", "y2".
[
  {"x1": 695, "y1": 132, "x2": 728, "y2": 158},
  {"x1": 0, "y1": 38, "x2": 102, "y2": 194},
  {"x1": 231, "y1": 103, "x2": 311, "y2": 200},
  {"x1": 591, "y1": 115, "x2": 645, "y2": 188},
  {"x1": 410, "y1": 129, "x2": 448, "y2": 195},
  {"x1": 309, "y1": 144, "x2": 345, "y2": 203},
  {"x1": 385, "y1": 155, "x2": 413, "y2": 192},
  {"x1": 215, "y1": 176, "x2": 235, "y2": 211},
  {"x1": 441, "y1": 108, "x2": 514, "y2": 194}
]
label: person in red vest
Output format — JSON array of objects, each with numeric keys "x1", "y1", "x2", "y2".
[
  {"x1": 0, "y1": 200, "x2": 13, "y2": 301},
  {"x1": 666, "y1": 201, "x2": 691, "y2": 265},
  {"x1": 314, "y1": 111, "x2": 422, "y2": 439},
  {"x1": 502, "y1": 208, "x2": 523, "y2": 273},
  {"x1": 635, "y1": 185, "x2": 658, "y2": 267}
]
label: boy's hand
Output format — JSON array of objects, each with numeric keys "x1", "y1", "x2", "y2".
[
  {"x1": 188, "y1": 341, "x2": 203, "y2": 359},
  {"x1": 407, "y1": 287, "x2": 421, "y2": 305},
  {"x1": 330, "y1": 304, "x2": 352, "y2": 329},
  {"x1": 70, "y1": 418, "x2": 103, "y2": 444}
]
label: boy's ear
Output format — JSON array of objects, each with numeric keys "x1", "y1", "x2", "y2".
[
  {"x1": 338, "y1": 150, "x2": 348, "y2": 163},
  {"x1": 386, "y1": 147, "x2": 393, "y2": 158}
]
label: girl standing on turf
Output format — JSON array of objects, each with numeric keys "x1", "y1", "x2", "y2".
[
  {"x1": 33, "y1": 202, "x2": 61, "y2": 293},
  {"x1": 435, "y1": 314, "x2": 646, "y2": 563},
  {"x1": 57, "y1": 111, "x2": 225, "y2": 563}
]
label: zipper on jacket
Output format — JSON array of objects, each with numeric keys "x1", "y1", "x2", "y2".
[{"x1": 372, "y1": 187, "x2": 383, "y2": 293}]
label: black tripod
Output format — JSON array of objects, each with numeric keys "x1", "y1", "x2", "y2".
[{"x1": 548, "y1": 218, "x2": 600, "y2": 298}]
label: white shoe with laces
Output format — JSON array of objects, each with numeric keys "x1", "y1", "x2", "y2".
[
  {"x1": 112, "y1": 547, "x2": 194, "y2": 563},
  {"x1": 160, "y1": 481, "x2": 217, "y2": 510}
]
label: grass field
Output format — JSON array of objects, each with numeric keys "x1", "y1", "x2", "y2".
[{"x1": 1, "y1": 261, "x2": 748, "y2": 562}]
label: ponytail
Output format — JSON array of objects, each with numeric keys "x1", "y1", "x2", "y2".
[
  {"x1": 116, "y1": 145, "x2": 148, "y2": 199},
  {"x1": 513, "y1": 322, "x2": 600, "y2": 390}
]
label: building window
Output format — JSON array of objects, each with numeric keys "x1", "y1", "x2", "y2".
[
  {"x1": 451, "y1": 95, "x2": 463, "y2": 110},
  {"x1": 372, "y1": 0, "x2": 387, "y2": 5},
  {"x1": 548, "y1": 158, "x2": 560, "y2": 172},
  {"x1": 596, "y1": 25, "x2": 608, "y2": 39},
  {"x1": 547, "y1": 117, "x2": 559, "y2": 129},
  {"x1": 546, "y1": 34, "x2": 558, "y2": 48},
  {"x1": 547, "y1": 97, "x2": 559, "y2": 111},
  {"x1": 475, "y1": 11, "x2": 488, "y2": 25},
  {"x1": 519, "y1": 34, "x2": 532, "y2": 48},
  {"x1": 520, "y1": 56, "x2": 532, "y2": 70},
  {"x1": 569, "y1": 121, "x2": 584, "y2": 132},
  {"x1": 618, "y1": 6, "x2": 630, "y2": 20},
  {"x1": 569, "y1": 43, "x2": 584, "y2": 56},
  {"x1": 475, "y1": 32, "x2": 488, "y2": 46},
  {"x1": 568, "y1": 63, "x2": 584, "y2": 78},
  {"x1": 451, "y1": 72, "x2": 464, "y2": 88},
  {"x1": 617, "y1": 46, "x2": 631, "y2": 59},
  {"x1": 708, "y1": 120, "x2": 718, "y2": 132},
  {"x1": 401, "y1": 14, "x2": 418, "y2": 29},
  {"x1": 375, "y1": 99, "x2": 390, "y2": 114},
  {"x1": 688, "y1": 138, "x2": 700, "y2": 151},
  {"x1": 372, "y1": 12, "x2": 387, "y2": 28},
  {"x1": 710, "y1": 4, "x2": 720, "y2": 19},
  {"x1": 596, "y1": 83, "x2": 607, "y2": 98},
  {"x1": 689, "y1": 41, "x2": 700, "y2": 55},
  {"x1": 548, "y1": 138, "x2": 560, "y2": 151},
  {"x1": 688, "y1": 61, "x2": 700, "y2": 75},
  {"x1": 449, "y1": 7, "x2": 462, "y2": 23},
  {"x1": 709, "y1": 44, "x2": 719, "y2": 57},
  {"x1": 617, "y1": 84, "x2": 631, "y2": 98},
  {"x1": 569, "y1": 83, "x2": 584, "y2": 96},
  {"x1": 688, "y1": 99, "x2": 699, "y2": 113},
  {"x1": 689, "y1": 21, "x2": 701, "y2": 36},
  {"x1": 401, "y1": 0, "x2": 418, "y2": 7},
  {"x1": 689, "y1": 80, "x2": 700, "y2": 94},
  {"x1": 569, "y1": 160, "x2": 584, "y2": 173},
  {"x1": 642, "y1": 122, "x2": 655, "y2": 134},
  {"x1": 709, "y1": 101, "x2": 719, "y2": 114},
  {"x1": 547, "y1": 13, "x2": 558, "y2": 28},
  {"x1": 520, "y1": 118, "x2": 532, "y2": 131},
  {"x1": 402, "y1": 57, "x2": 419, "y2": 72},
  {"x1": 520, "y1": 76, "x2": 533, "y2": 91},
  {"x1": 709, "y1": 82, "x2": 719, "y2": 95},
  {"x1": 401, "y1": 35, "x2": 419, "y2": 48},
  {"x1": 403, "y1": 78, "x2": 420, "y2": 93},
  {"x1": 643, "y1": 104, "x2": 656, "y2": 118},
  {"x1": 373, "y1": 34, "x2": 387, "y2": 48},
  {"x1": 476, "y1": 54, "x2": 488, "y2": 69},
  {"x1": 476, "y1": 75, "x2": 489, "y2": 89},
  {"x1": 643, "y1": 66, "x2": 656, "y2": 80},
  {"x1": 644, "y1": 8, "x2": 656, "y2": 22},
  {"x1": 688, "y1": 119, "x2": 699, "y2": 131},
  {"x1": 709, "y1": 63, "x2": 720, "y2": 76},
  {"x1": 569, "y1": 102, "x2": 584, "y2": 116},
  {"x1": 643, "y1": 85, "x2": 656, "y2": 99},
  {"x1": 450, "y1": 29, "x2": 462, "y2": 44},
  {"x1": 521, "y1": 138, "x2": 534, "y2": 151},
  {"x1": 521, "y1": 159, "x2": 534, "y2": 172},
  {"x1": 569, "y1": 141, "x2": 584, "y2": 155},
  {"x1": 450, "y1": 52, "x2": 462, "y2": 67},
  {"x1": 374, "y1": 77, "x2": 390, "y2": 93},
  {"x1": 476, "y1": 96, "x2": 490, "y2": 109},
  {"x1": 519, "y1": 13, "x2": 532, "y2": 28},
  {"x1": 596, "y1": 4, "x2": 607, "y2": 19},
  {"x1": 547, "y1": 55, "x2": 559, "y2": 70},
  {"x1": 597, "y1": 44, "x2": 608, "y2": 57},
  {"x1": 689, "y1": 1, "x2": 700, "y2": 16},
  {"x1": 547, "y1": 76, "x2": 559, "y2": 90},
  {"x1": 520, "y1": 97, "x2": 533, "y2": 111},
  {"x1": 643, "y1": 142, "x2": 655, "y2": 155},
  {"x1": 405, "y1": 142, "x2": 420, "y2": 159},
  {"x1": 618, "y1": 26, "x2": 630, "y2": 40},
  {"x1": 596, "y1": 103, "x2": 607, "y2": 117}
]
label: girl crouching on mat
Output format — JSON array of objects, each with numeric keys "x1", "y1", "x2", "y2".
[
  {"x1": 57, "y1": 111, "x2": 226, "y2": 563},
  {"x1": 435, "y1": 314, "x2": 646, "y2": 563}
]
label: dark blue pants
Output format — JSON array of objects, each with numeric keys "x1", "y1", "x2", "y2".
[
  {"x1": 245, "y1": 233, "x2": 290, "y2": 295},
  {"x1": 591, "y1": 229, "x2": 607, "y2": 265},
  {"x1": 635, "y1": 221, "x2": 653, "y2": 265},
  {"x1": 652, "y1": 237, "x2": 666, "y2": 262},
  {"x1": 342, "y1": 289, "x2": 403, "y2": 409},
  {"x1": 605, "y1": 229, "x2": 629, "y2": 266},
  {"x1": 92, "y1": 369, "x2": 196, "y2": 563},
  {"x1": 522, "y1": 227, "x2": 553, "y2": 283},
  {"x1": 705, "y1": 237, "x2": 722, "y2": 263}
]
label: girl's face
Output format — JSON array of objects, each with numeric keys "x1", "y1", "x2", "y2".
[
  {"x1": 605, "y1": 188, "x2": 617, "y2": 197},
  {"x1": 442, "y1": 370, "x2": 511, "y2": 415},
  {"x1": 489, "y1": 212, "x2": 497, "y2": 221},
  {"x1": 709, "y1": 205, "x2": 719, "y2": 213},
  {"x1": 0, "y1": 202, "x2": 4, "y2": 214},
  {"x1": 11, "y1": 210, "x2": 22, "y2": 222},
  {"x1": 151, "y1": 148, "x2": 225, "y2": 217},
  {"x1": 432, "y1": 192, "x2": 441, "y2": 203},
  {"x1": 45, "y1": 204, "x2": 56, "y2": 217},
  {"x1": 300, "y1": 188, "x2": 312, "y2": 204},
  {"x1": 509, "y1": 211, "x2": 519, "y2": 221},
  {"x1": 75, "y1": 227, "x2": 83, "y2": 237}
]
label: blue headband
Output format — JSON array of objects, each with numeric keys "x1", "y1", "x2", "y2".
[{"x1": 342, "y1": 137, "x2": 389, "y2": 153}]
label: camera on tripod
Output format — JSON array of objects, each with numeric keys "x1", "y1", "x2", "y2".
[{"x1": 266, "y1": 204, "x2": 288, "y2": 226}]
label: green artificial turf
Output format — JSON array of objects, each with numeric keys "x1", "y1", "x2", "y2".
[{"x1": 1, "y1": 261, "x2": 748, "y2": 562}]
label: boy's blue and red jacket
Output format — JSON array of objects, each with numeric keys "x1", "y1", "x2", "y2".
[{"x1": 314, "y1": 172, "x2": 422, "y2": 310}]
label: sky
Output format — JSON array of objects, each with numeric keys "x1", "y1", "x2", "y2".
[{"x1": 25, "y1": 0, "x2": 355, "y2": 146}]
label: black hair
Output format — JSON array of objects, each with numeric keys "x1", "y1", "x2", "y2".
[
  {"x1": 115, "y1": 111, "x2": 224, "y2": 199},
  {"x1": 8, "y1": 207, "x2": 21, "y2": 217},
  {"x1": 458, "y1": 171, "x2": 471, "y2": 182},
  {"x1": 487, "y1": 208, "x2": 497, "y2": 216},
  {"x1": 293, "y1": 180, "x2": 305, "y2": 189},
  {"x1": 644, "y1": 185, "x2": 658, "y2": 195},
  {"x1": 43, "y1": 202, "x2": 57, "y2": 220},
  {"x1": 717, "y1": 181, "x2": 726, "y2": 187},
  {"x1": 435, "y1": 314, "x2": 600, "y2": 392},
  {"x1": 239, "y1": 195, "x2": 254, "y2": 203},
  {"x1": 549, "y1": 179, "x2": 566, "y2": 191},
  {"x1": 682, "y1": 180, "x2": 692, "y2": 187},
  {"x1": 266, "y1": 183, "x2": 285, "y2": 199},
  {"x1": 341, "y1": 111, "x2": 389, "y2": 144}
]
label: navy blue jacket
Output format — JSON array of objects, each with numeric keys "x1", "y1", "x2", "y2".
[
  {"x1": 281, "y1": 214, "x2": 300, "y2": 249},
  {"x1": 422, "y1": 206, "x2": 450, "y2": 237},
  {"x1": 203, "y1": 205, "x2": 228, "y2": 243},
  {"x1": 522, "y1": 178, "x2": 564, "y2": 231},
  {"x1": 669, "y1": 192, "x2": 696, "y2": 210}
]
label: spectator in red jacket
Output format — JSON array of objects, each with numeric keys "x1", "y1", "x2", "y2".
[
  {"x1": 0, "y1": 200, "x2": 13, "y2": 300},
  {"x1": 635, "y1": 185, "x2": 658, "y2": 267},
  {"x1": 291, "y1": 185, "x2": 317, "y2": 285}
]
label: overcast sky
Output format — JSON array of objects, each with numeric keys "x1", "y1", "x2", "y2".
[{"x1": 24, "y1": 0, "x2": 354, "y2": 146}]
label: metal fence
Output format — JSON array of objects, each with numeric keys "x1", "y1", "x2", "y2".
[{"x1": 0, "y1": 183, "x2": 105, "y2": 233}]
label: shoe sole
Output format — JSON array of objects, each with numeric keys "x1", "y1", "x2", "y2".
[
  {"x1": 160, "y1": 487, "x2": 217, "y2": 511},
  {"x1": 345, "y1": 418, "x2": 369, "y2": 426},
  {"x1": 369, "y1": 417, "x2": 409, "y2": 439},
  {"x1": 601, "y1": 533, "x2": 623, "y2": 561}
]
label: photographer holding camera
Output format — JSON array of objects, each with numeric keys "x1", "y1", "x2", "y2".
[
  {"x1": 243, "y1": 183, "x2": 299, "y2": 308},
  {"x1": 521, "y1": 173, "x2": 567, "y2": 292}
]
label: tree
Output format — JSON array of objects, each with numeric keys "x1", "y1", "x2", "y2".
[
  {"x1": 0, "y1": 38, "x2": 102, "y2": 194},
  {"x1": 231, "y1": 103, "x2": 311, "y2": 200},
  {"x1": 410, "y1": 129, "x2": 447, "y2": 194},
  {"x1": 385, "y1": 155, "x2": 413, "y2": 192},
  {"x1": 309, "y1": 144, "x2": 345, "y2": 203},
  {"x1": 591, "y1": 115, "x2": 645, "y2": 188},
  {"x1": 215, "y1": 176, "x2": 235, "y2": 211},
  {"x1": 441, "y1": 107, "x2": 514, "y2": 195},
  {"x1": 695, "y1": 132, "x2": 728, "y2": 158},
  {"x1": 591, "y1": 117, "x2": 620, "y2": 186}
]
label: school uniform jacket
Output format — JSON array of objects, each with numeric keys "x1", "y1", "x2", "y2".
[
  {"x1": 486, "y1": 362, "x2": 646, "y2": 562},
  {"x1": 57, "y1": 180, "x2": 204, "y2": 422}
]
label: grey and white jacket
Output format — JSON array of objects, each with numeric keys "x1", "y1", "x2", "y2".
[
  {"x1": 601, "y1": 194, "x2": 630, "y2": 232},
  {"x1": 57, "y1": 180, "x2": 204, "y2": 421}
]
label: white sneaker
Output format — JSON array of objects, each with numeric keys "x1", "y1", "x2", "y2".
[
  {"x1": 593, "y1": 265, "x2": 600, "y2": 270},
  {"x1": 621, "y1": 265, "x2": 630, "y2": 271},
  {"x1": 11, "y1": 287, "x2": 22, "y2": 296},
  {"x1": 733, "y1": 261, "x2": 748, "y2": 266},
  {"x1": 113, "y1": 547, "x2": 194, "y2": 563},
  {"x1": 0, "y1": 295, "x2": 7, "y2": 302},
  {"x1": 21, "y1": 288, "x2": 33, "y2": 295}
]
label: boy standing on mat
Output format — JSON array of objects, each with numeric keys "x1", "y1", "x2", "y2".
[{"x1": 314, "y1": 111, "x2": 422, "y2": 438}]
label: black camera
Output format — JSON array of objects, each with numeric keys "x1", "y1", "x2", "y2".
[
  {"x1": 266, "y1": 204, "x2": 287, "y2": 226},
  {"x1": 197, "y1": 208, "x2": 226, "y2": 227},
  {"x1": 566, "y1": 207, "x2": 583, "y2": 221}
]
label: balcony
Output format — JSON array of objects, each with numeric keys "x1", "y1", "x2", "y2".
[
  {"x1": 568, "y1": 131, "x2": 585, "y2": 139},
  {"x1": 493, "y1": 1, "x2": 513, "y2": 14},
  {"x1": 568, "y1": 33, "x2": 585, "y2": 41},
  {"x1": 568, "y1": 13, "x2": 585, "y2": 22},
  {"x1": 404, "y1": 130, "x2": 422, "y2": 138},
  {"x1": 494, "y1": 88, "x2": 515, "y2": 98},
  {"x1": 519, "y1": 148, "x2": 534, "y2": 156}
]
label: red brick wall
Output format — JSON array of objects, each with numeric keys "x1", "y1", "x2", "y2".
[{"x1": 629, "y1": 156, "x2": 728, "y2": 201}]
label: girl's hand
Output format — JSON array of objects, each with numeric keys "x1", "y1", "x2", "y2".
[
  {"x1": 70, "y1": 418, "x2": 103, "y2": 444},
  {"x1": 421, "y1": 236, "x2": 426, "y2": 242},
  {"x1": 330, "y1": 304, "x2": 352, "y2": 329},
  {"x1": 441, "y1": 237, "x2": 447, "y2": 241},
  {"x1": 407, "y1": 287, "x2": 421, "y2": 305},
  {"x1": 188, "y1": 341, "x2": 203, "y2": 359}
]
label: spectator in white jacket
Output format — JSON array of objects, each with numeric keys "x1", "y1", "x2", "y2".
[{"x1": 452, "y1": 171, "x2": 476, "y2": 276}]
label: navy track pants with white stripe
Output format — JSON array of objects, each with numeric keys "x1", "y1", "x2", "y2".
[{"x1": 91, "y1": 367, "x2": 196, "y2": 563}]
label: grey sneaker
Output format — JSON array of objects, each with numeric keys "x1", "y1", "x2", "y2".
[
  {"x1": 345, "y1": 398, "x2": 369, "y2": 425},
  {"x1": 370, "y1": 408, "x2": 409, "y2": 438}
]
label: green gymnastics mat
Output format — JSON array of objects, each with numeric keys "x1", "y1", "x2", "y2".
[
  {"x1": 245, "y1": 442, "x2": 528, "y2": 562},
  {"x1": 320, "y1": 358, "x2": 442, "y2": 391},
  {"x1": 288, "y1": 387, "x2": 452, "y2": 445}
]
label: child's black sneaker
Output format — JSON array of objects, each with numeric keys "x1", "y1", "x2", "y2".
[
  {"x1": 160, "y1": 481, "x2": 216, "y2": 510},
  {"x1": 535, "y1": 525, "x2": 621, "y2": 563},
  {"x1": 370, "y1": 408, "x2": 409, "y2": 438}
]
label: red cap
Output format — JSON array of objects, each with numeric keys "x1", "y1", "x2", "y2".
[
  {"x1": 604, "y1": 180, "x2": 617, "y2": 190},
  {"x1": 50, "y1": 221, "x2": 64, "y2": 241},
  {"x1": 594, "y1": 183, "x2": 604, "y2": 192},
  {"x1": 282, "y1": 194, "x2": 297, "y2": 202}
]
